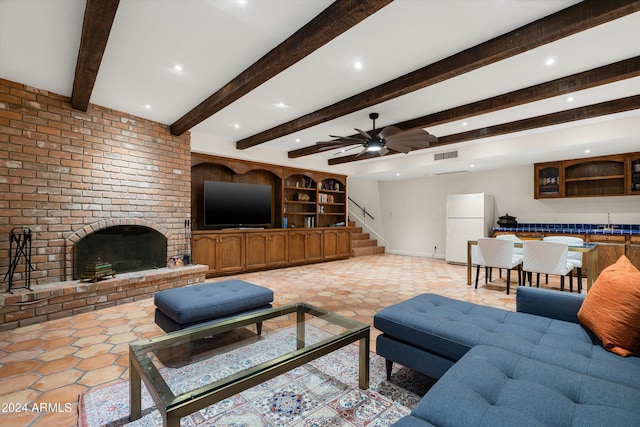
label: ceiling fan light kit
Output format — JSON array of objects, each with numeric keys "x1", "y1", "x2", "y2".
[{"x1": 317, "y1": 112, "x2": 438, "y2": 159}]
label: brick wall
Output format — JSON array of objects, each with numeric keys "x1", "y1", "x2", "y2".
[{"x1": 0, "y1": 78, "x2": 191, "y2": 286}]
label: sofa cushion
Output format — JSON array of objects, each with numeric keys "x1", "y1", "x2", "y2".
[
  {"x1": 408, "y1": 345, "x2": 640, "y2": 427},
  {"x1": 578, "y1": 255, "x2": 640, "y2": 357},
  {"x1": 375, "y1": 293, "x2": 640, "y2": 389}
]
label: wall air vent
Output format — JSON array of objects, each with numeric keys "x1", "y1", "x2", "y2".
[{"x1": 434, "y1": 151, "x2": 458, "y2": 161}]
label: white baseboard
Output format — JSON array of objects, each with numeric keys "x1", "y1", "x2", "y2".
[{"x1": 386, "y1": 249, "x2": 446, "y2": 259}]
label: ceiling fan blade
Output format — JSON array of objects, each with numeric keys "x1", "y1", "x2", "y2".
[
  {"x1": 315, "y1": 140, "x2": 353, "y2": 146},
  {"x1": 355, "y1": 128, "x2": 372, "y2": 140},
  {"x1": 329, "y1": 135, "x2": 364, "y2": 142},
  {"x1": 378, "y1": 147, "x2": 389, "y2": 156},
  {"x1": 354, "y1": 147, "x2": 368, "y2": 158},
  {"x1": 315, "y1": 144, "x2": 349, "y2": 153},
  {"x1": 333, "y1": 145, "x2": 362, "y2": 156},
  {"x1": 385, "y1": 141, "x2": 412, "y2": 154},
  {"x1": 378, "y1": 126, "x2": 402, "y2": 139},
  {"x1": 386, "y1": 128, "x2": 435, "y2": 148}
]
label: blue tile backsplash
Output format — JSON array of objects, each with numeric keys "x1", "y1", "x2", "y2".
[{"x1": 492, "y1": 223, "x2": 640, "y2": 235}]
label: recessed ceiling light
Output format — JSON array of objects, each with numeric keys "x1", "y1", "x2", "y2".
[
  {"x1": 585, "y1": 149, "x2": 591, "y2": 154},
  {"x1": 353, "y1": 61, "x2": 363, "y2": 70},
  {"x1": 295, "y1": 138, "x2": 300, "y2": 143},
  {"x1": 144, "y1": 104, "x2": 151, "y2": 109},
  {"x1": 396, "y1": 172, "x2": 400, "y2": 177},
  {"x1": 546, "y1": 57, "x2": 556, "y2": 66},
  {"x1": 233, "y1": 123, "x2": 240, "y2": 129},
  {"x1": 273, "y1": 102, "x2": 288, "y2": 108},
  {"x1": 567, "y1": 96, "x2": 574, "y2": 102},
  {"x1": 174, "y1": 64, "x2": 183, "y2": 71},
  {"x1": 470, "y1": 164, "x2": 475, "y2": 168},
  {"x1": 462, "y1": 122, "x2": 468, "y2": 126}
]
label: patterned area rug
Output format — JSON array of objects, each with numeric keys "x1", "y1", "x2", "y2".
[{"x1": 78, "y1": 326, "x2": 434, "y2": 426}]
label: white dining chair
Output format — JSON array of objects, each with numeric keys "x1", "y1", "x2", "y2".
[
  {"x1": 543, "y1": 236, "x2": 584, "y2": 293},
  {"x1": 522, "y1": 240, "x2": 574, "y2": 292},
  {"x1": 495, "y1": 234, "x2": 523, "y2": 279},
  {"x1": 473, "y1": 237, "x2": 522, "y2": 294}
]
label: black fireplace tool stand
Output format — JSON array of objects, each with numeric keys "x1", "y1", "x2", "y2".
[{"x1": 4, "y1": 227, "x2": 35, "y2": 292}]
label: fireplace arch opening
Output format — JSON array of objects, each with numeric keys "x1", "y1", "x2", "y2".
[{"x1": 74, "y1": 225, "x2": 167, "y2": 279}]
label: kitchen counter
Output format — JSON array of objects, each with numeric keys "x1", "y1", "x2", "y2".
[
  {"x1": 491, "y1": 223, "x2": 640, "y2": 273},
  {"x1": 493, "y1": 223, "x2": 640, "y2": 235}
]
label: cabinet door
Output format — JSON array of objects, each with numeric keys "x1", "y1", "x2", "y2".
[
  {"x1": 267, "y1": 231, "x2": 288, "y2": 267},
  {"x1": 217, "y1": 233, "x2": 245, "y2": 273},
  {"x1": 335, "y1": 229, "x2": 351, "y2": 257},
  {"x1": 306, "y1": 230, "x2": 323, "y2": 262},
  {"x1": 590, "y1": 235, "x2": 626, "y2": 274},
  {"x1": 323, "y1": 229, "x2": 351, "y2": 260},
  {"x1": 628, "y1": 237, "x2": 640, "y2": 271},
  {"x1": 191, "y1": 235, "x2": 218, "y2": 275},
  {"x1": 629, "y1": 155, "x2": 640, "y2": 195},
  {"x1": 534, "y1": 162, "x2": 563, "y2": 199},
  {"x1": 289, "y1": 231, "x2": 307, "y2": 264},
  {"x1": 245, "y1": 233, "x2": 269, "y2": 270}
]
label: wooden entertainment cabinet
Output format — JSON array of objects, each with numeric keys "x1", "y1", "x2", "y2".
[{"x1": 191, "y1": 154, "x2": 350, "y2": 277}]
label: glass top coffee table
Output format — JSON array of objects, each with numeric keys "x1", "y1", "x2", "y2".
[{"x1": 129, "y1": 302, "x2": 370, "y2": 427}]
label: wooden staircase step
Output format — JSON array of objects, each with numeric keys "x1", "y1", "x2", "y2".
[
  {"x1": 352, "y1": 239, "x2": 377, "y2": 248},
  {"x1": 348, "y1": 219, "x2": 385, "y2": 257},
  {"x1": 351, "y1": 232, "x2": 370, "y2": 241},
  {"x1": 351, "y1": 246, "x2": 385, "y2": 257}
]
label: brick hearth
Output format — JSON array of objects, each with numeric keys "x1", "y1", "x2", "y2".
[{"x1": 0, "y1": 265, "x2": 207, "y2": 331}]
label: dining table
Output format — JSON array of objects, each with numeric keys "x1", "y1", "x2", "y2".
[{"x1": 466, "y1": 239, "x2": 599, "y2": 291}]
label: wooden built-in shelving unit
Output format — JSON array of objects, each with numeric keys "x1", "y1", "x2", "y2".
[
  {"x1": 534, "y1": 151, "x2": 640, "y2": 199},
  {"x1": 190, "y1": 153, "x2": 350, "y2": 277}
]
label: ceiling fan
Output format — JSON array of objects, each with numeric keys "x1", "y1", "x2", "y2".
[{"x1": 316, "y1": 113, "x2": 438, "y2": 157}]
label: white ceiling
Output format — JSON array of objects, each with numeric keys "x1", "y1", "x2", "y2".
[{"x1": 1, "y1": 0, "x2": 639, "y2": 181}]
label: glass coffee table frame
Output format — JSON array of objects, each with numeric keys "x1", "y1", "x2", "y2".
[{"x1": 129, "y1": 302, "x2": 370, "y2": 427}]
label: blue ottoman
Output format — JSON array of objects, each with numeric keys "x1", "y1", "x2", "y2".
[{"x1": 154, "y1": 280, "x2": 274, "y2": 332}]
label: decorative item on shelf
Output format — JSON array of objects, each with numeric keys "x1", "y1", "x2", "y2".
[
  {"x1": 497, "y1": 213, "x2": 518, "y2": 228},
  {"x1": 334, "y1": 182, "x2": 340, "y2": 191},
  {"x1": 297, "y1": 192, "x2": 310, "y2": 201}
]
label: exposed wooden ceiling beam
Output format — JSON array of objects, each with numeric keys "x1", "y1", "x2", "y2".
[
  {"x1": 170, "y1": 0, "x2": 393, "y2": 136},
  {"x1": 238, "y1": 0, "x2": 640, "y2": 149},
  {"x1": 71, "y1": 0, "x2": 120, "y2": 111},
  {"x1": 289, "y1": 56, "x2": 640, "y2": 158},
  {"x1": 328, "y1": 95, "x2": 640, "y2": 165}
]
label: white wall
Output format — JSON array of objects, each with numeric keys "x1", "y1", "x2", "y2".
[{"x1": 350, "y1": 164, "x2": 640, "y2": 258}]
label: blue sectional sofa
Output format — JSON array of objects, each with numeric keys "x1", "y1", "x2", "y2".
[{"x1": 374, "y1": 287, "x2": 640, "y2": 426}]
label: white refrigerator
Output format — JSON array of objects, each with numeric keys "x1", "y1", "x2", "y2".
[{"x1": 445, "y1": 193, "x2": 494, "y2": 264}]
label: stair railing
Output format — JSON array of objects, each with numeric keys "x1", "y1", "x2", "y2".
[
  {"x1": 348, "y1": 196, "x2": 374, "y2": 220},
  {"x1": 347, "y1": 197, "x2": 389, "y2": 248}
]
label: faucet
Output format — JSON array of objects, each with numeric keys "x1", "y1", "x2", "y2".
[{"x1": 605, "y1": 213, "x2": 614, "y2": 230}]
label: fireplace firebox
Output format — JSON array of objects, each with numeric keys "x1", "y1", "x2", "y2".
[{"x1": 74, "y1": 225, "x2": 167, "y2": 280}]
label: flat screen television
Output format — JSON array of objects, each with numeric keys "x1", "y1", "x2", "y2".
[{"x1": 204, "y1": 181, "x2": 272, "y2": 228}]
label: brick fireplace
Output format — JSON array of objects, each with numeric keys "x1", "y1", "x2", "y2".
[{"x1": 0, "y1": 78, "x2": 206, "y2": 330}]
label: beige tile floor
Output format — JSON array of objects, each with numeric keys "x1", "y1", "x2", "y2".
[{"x1": 0, "y1": 254, "x2": 572, "y2": 426}]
